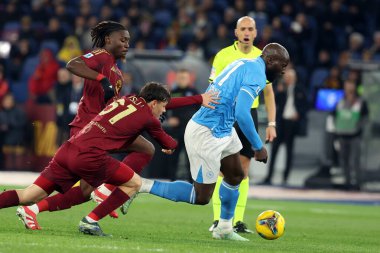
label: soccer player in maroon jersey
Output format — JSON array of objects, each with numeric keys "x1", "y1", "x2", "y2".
[
  {"x1": 0, "y1": 82, "x2": 176, "y2": 235},
  {"x1": 15, "y1": 20, "x2": 218, "y2": 228}
]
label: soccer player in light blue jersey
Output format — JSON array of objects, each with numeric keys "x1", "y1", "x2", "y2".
[{"x1": 139, "y1": 43, "x2": 289, "y2": 241}]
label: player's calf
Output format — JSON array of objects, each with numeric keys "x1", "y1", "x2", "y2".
[{"x1": 91, "y1": 185, "x2": 119, "y2": 218}]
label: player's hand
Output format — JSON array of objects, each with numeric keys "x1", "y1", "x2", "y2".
[
  {"x1": 167, "y1": 117, "x2": 180, "y2": 127},
  {"x1": 265, "y1": 126, "x2": 277, "y2": 143},
  {"x1": 161, "y1": 149, "x2": 175, "y2": 155},
  {"x1": 201, "y1": 90, "x2": 220, "y2": 109},
  {"x1": 99, "y1": 77, "x2": 115, "y2": 103},
  {"x1": 254, "y1": 146, "x2": 268, "y2": 163}
]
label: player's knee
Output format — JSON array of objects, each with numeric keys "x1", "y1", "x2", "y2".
[
  {"x1": 225, "y1": 172, "x2": 244, "y2": 186},
  {"x1": 119, "y1": 174, "x2": 141, "y2": 196},
  {"x1": 145, "y1": 142, "x2": 155, "y2": 157},
  {"x1": 134, "y1": 175, "x2": 142, "y2": 191}
]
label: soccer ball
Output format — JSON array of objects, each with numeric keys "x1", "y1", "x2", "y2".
[{"x1": 255, "y1": 210, "x2": 285, "y2": 240}]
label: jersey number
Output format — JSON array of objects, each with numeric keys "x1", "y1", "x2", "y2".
[{"x1": 99, "y1": 99, "x2": 137, "y2": 124}]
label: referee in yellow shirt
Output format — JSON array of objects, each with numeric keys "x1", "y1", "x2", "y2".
[{"x1": 209, "y1": 16, "x2": 277, "y2": 233}]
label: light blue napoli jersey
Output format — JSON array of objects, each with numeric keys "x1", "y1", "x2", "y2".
[{"x1": 192, "y1": 57, "x2": 267, "y2": 138}]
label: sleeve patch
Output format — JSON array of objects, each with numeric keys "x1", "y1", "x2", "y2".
[{"x1": 83, "y1": 53, "x2": 94, "y2": 58}]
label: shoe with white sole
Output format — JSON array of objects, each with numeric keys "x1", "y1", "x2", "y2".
[
  {"x1": 78, "y1": 218, "x2": 110, "y2": 237},
  {"x1": 16, "y1": 206, "x2": 41, "y2": 230},
  {"x1": 208, "y1": 220, "x2": 219, "y2": 232},
  {"x1": 212, "y1": 226, "x2": 249, "y2": 241}
]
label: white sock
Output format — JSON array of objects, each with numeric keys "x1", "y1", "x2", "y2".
[
  {"x1": 85, "y1": 216, "x2": 97, "y2": 223},
  {"x1": 28, "y1": 204, "x2": 39, "y2": 214},
  {"x1": 139, "y1": 178, "x2": 154, "y2": 193},
  {"x1": 97, "y1": 184, "x2": 112, "y2": 196},
  {"x1": 218, "y1": 218, "x2": 233, "y2": 231}
]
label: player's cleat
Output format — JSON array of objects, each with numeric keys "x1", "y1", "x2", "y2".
[
  {"x1": 233, "y1": 221, "x2": 254, "y2": 234},
  {"x1": 212, "y1": 226, "x2": 249, "y2": 241},
  {"x1": 78, "y1": 218, "x2": 110, "y2": 237},
  {"x1": 208, "y1": 220, "x2": 219, "y2": 232},
  {"x1": 16, "y1": 206, "x2": 41, "y2": 230},
  {"x1": 91, "y1": 189, "x2": 119, "y2": 218},
  {"x1": 120, "y1": 193, "x2": 138, "y2": 215}
]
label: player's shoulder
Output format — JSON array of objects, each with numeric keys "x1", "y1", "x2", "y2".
[
  {"x1": 82, "y1": 49, "x2": 111, "y2": 59},
  {"x1": 91, "y1": 48, "x2": 110, "y2": 56},
  {"x1": 243, "y1": 58, "x2": 266, "y2": 77}
]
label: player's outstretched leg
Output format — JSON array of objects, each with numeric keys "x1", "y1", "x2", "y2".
[
  {"x1": 79, "y1": 164, "x2": 140, "y2": 236},
  {"x1": 0, "y1": 190, "x2": 39, "y2": 230},
  {"x1": 17, "y1": 184, "x2": 91, "y2": 229},
  {"x1": 139, "y1": 178, "x2": 196, "y2": 204},
  {"x1": 79, "y1": 187, "x2": 131, "y2": 236},
  {"x1": 91, "y1": 148, "x2": 154, "y2": 217}
]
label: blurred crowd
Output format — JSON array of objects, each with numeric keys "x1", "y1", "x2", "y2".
[{"x1": 0, "y1": 0, "x2": 379, "y2": 177}]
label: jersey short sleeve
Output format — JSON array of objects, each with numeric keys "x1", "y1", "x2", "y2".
[{"x1": 81, "y1": 49, "x2": 114, "y2": 71}]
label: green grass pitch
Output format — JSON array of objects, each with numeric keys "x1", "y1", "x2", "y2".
[{"x1": 0, "y1": 185, "x2": 379, "y2": 253}]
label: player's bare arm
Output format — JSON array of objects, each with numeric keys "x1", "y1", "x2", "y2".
[
  {"x1": 66, "y1": 57, "x2": 100, "y2": 80},
  {"x1": 67, "y1": 56, "x2": 114, "y2": 102}
]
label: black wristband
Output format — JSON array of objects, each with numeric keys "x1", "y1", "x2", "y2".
[{"x1": 99, "y1": 77, "x2": 114, "y2": 103}]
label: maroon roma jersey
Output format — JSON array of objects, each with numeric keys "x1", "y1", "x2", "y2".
[
  {"x1": 69, "y1": 96, "x2": 177, "y2": 153},
  {"x1": 69, "y1": 49, "x2": 124, "y2": 130}
]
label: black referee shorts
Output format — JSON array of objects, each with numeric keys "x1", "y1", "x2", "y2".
[{"x1": 233, "y1": 108, "x2": 258, "y2": 159}]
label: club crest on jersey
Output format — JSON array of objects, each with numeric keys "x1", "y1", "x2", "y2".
[
  {"x1": 83, "y1": 53, "x2": 94, "y2": 58},
  {"x1": 111, "y1": 66, "x2": 122, "y2": 76},
  {"x1": 115, "y1": 79, "x2": 122, "y2": 94}
]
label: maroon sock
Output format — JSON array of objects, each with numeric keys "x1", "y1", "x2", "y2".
[
  {"x1": 89, "y1": 188, "x2": 130, "y2": 221},
  {"x1": 122, "y1": 152, "x2": 152, "y2": 174},
  {"x1": 37, "y1": 199, "x2": 49, "y2": 212},
  {"x1": 0, "y1": 190, "x2": 19, "y2": 208},
  {"x1": 46, "y1": 186, "x2": 90, "y2": 212}
]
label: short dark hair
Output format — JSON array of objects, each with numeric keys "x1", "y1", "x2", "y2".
[
  {"x1": 138, "y1": 82, "x2": 171, "y2": 103},
  {"x1": 91, "y1": 21, "x2": 126, "y2": 48}
]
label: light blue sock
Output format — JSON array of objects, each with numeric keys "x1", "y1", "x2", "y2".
[
  {"x1": 219, "y1": 180, "x2": 240, "y2": 220},
  {"x1": 150, "y1": 181, "x2": 196, "y2": 204}
]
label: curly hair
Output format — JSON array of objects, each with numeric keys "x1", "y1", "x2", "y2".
[{"x1": 90, "y1": 21, "x2": 126, "y2": 48}]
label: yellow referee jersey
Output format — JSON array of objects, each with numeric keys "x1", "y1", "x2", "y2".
[{"x1": 209, "y1": 41, "x2": 264, "y2": 108}]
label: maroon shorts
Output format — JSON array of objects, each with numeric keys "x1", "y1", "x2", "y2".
[{"x1": 40, "y1": 142, "x2": 127, "y2": 193}]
